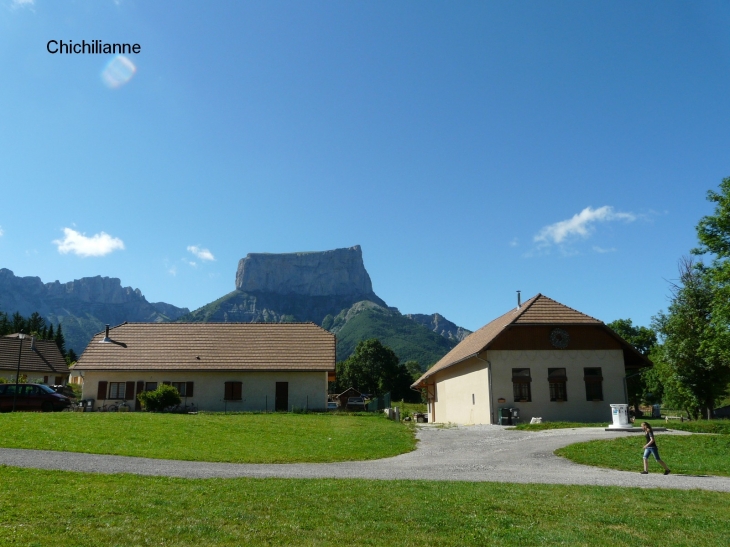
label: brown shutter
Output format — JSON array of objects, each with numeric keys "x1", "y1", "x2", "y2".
[
  {"x1": 97, "y1": 381, "x2": 108, "y2": 400},
  {"x1": 224, "y1": 381, "x2": 232, "y2": 400},
  {"x1": 43, "y1": 376, "x2": 49, "y2": 384},
  {"x1": 233, "y1": 381, "x2": 242, "y2": 400},
  {"x1": 55, "y1": 376, "x2": 63, "y2": 385},
  {"x1": 125, "y1": 381, "x2": 135, "y2": 401},
  {"x1": 186, "y1": 382, "x2": 194, "y2": 397}
]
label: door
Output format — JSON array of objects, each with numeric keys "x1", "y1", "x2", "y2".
[{"x1": 275, "y1": 382, "x2": 288, "y2": 412}]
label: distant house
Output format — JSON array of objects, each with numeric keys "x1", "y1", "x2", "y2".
[
  {"x1": 0, "y1": 334, "x2": 69, "y2": 385},
  {"x1": 411, "y1": 294, "x2": 651, "y2": 425},
  {"x1": 333, "y1": 387, "x2": 362, "y2": 409},
  {"x1": 74, "y1": 322, "x2": 336, "y2": 411}
]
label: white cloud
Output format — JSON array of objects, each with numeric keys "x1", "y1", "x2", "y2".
[
  {"x1": 53, "y1": 228, "x2": 125, "y2": 257},
  {"x1": 187, "y1": 245, "x2": 215, "y2": 261},
  {"x1": 168, "y1": 266, "x2": 177, "y2": 276},
  {"x1": 0, "y1": 226, "x2": 4, "y2": 237},
  {"x1": 509, "y1": 237, "x2": 518, "y2": 247},
  {"x1": 534, "y1": 206, "x2": 636, "y2": 246},
  {"x1": 593, "y1": 246, "x2": 617, "y2": 254},
  {"x1": 10, "y1": 0, "x2": 34, "y2": 8}
]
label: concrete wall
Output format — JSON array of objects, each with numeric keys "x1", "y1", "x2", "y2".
[
  {"x1": 429, "y1": 349, "x2": 625, "y2": 425},
  {"x1": 429, "y1": 357, "x2": 491, "y2": 425},
  {"x1": 80, "y1": 370, "x2": 329, "y2": 412}
]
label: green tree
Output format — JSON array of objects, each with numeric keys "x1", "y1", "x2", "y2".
[
  {"x1": 11, "y1": 312, "x2": 25, "y2": 334},
  {"x1": 27, "y1": 312, "x2": 46, "y2": 337},
  {"x1": 607, "y1": 319, "x2": 659, "y2": 413},
  {"x1": 651, "y1": 258, "x2": 730, "y2": 419},
  {"x1": 404, "y1": 360, "x2": 423, "y2": 381},
  {"x1": 337, "y1": 339, "x2": 406, "y2": 398},
  {"x1": 55, "y1": 323, "x2": 66, "y2": 357}
]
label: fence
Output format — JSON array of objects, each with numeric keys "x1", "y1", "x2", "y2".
[{"x1": 367, "y1": 392, "x2": 391, "y2": 412}]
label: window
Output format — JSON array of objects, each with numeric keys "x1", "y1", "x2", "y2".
[
  {"x1": 172, "y1": 382, "x2": 194, "y2": 397},
  {"x1": 224, "y1": 381, "x2": 242, "y2": 401},
  {"x1": 584, "y1": 367, "x2": 603, "y2": 401},
  {"x1": 548, "y1": 368, "x2": 567, "y2": 401},
  {"x1": 108, "y1": 382, "x2": 126, "y2": 399},
  {"x1": 512, "y1": 368, "x2": 532, "y2": 402},
  {"x1": 145, "y1": 382, "x2": 158, "y2": 392}
]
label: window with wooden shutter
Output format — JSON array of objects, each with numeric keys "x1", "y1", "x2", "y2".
[
  {"x1": 512, "y1": 368, "x2": 532, "y2": 402},
  {"x1": 97, "y1": 381, "x2": 108, "y2": 400},
  {"x1": 55, "y1": 376, "x2": 63, "y2": 385},
  {"x1": 224, "y1": 381, "x2": 242, "y2": 401},
  {"x1": 548, "y1": 368, "x2": 568, "y2": 401},
  {"x1": 584, "y1": 367, "x2": 603, "y2": 401},
  {"x1": 186, "y1": 381, "x2": 194, "y2": 397},
  {"x1": 125, "y1": 381, "x2": 135, "y2": 401}
]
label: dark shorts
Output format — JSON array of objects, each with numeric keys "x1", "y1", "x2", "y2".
[{"x1": 643, "y1": 446, "x2": 661, "y2": 460}]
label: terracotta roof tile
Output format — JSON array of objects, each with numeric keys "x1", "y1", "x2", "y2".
[
  {"x1": 74, "y1": 322, "x2": 336, "y2": 372},
  {"x1": 0, "y1": 335, "x2": 69, "y2": 375},
  {"x1": 411, "y1": 294, "x2": 602, "y2": 388}
]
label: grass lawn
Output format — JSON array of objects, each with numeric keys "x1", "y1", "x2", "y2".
[
  {"x1": 0, "y1": 412, "x2": 415, "y2": 463},
  {"x1": 556, "y1": 434, "x2": 730, "y2": 476},
  {"x1": 1, "y1": 467, "x2": 729, "y2": 547}
]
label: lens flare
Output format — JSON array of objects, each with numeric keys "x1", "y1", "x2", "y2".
[{"x1": 101, "y1": 55, "x2": 136, "y2": 88}]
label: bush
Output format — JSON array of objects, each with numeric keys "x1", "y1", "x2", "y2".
[{"x1": 137, "y1": 384, "x2": 181, "y2": 412}]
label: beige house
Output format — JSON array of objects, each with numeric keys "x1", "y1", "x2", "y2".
[
  {"x1": 0, "y1": 334, "x2": 69, "y2": 385},
  {"x1": 74, "y1": 322, "x2": 335, "y2": 411},
  {"x1": 412, "y1": 294, "x2": 650, "y2": 425}
]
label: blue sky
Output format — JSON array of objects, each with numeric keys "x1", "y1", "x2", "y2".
[{"x1": 1, "y1": 1, "x2": 729, "y2": 332}]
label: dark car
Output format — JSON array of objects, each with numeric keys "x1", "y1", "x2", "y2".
[
  {"x1": 346, "y1": 396, "x2": 366, "y2": 411},
  {"x1": 0, "y1": 383, "x2": 72, "y2": 412}
]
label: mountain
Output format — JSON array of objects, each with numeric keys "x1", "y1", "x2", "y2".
[
  {"x1": 0, "y1": 269, "x2": 189, "y2": 354},
  {"x1": 183, "y1": 246, "x2": 471, "y2": 368}
]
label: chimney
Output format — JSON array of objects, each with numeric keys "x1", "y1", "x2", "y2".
[
  {"x1": 517, "y1": 290, "x2": 521, "y2": 308},
  {"x1": 100, "y1": 324, "x2": 111, "y2": 343},
  {"x1": 30, "y1": 336, "x2": 36, "y2": 352}
]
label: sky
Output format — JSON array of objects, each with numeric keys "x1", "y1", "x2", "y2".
[{"x1": 1, "y1": 1, "x2": 729, "y2": 332}]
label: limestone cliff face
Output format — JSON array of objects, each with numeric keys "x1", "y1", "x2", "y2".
[
  {"x1": 236, "y1": 245, "x2": 377, "y2": 298},
  {"x1": 0, "y1": 269, "x2": 188, "y2": 353},
  {"x1": 404, "y1": 313, "x2": 472, "y2": 342}
]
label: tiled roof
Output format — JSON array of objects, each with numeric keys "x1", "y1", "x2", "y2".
[
  {"x1": 0, "y1": 335, "x2": 69, "y2": 375},
  {"x1": 74, "y1": 322, "x2": 336, "y2": 372},
  {"x1": 412, "y1": 294, "x2": 602, "y2": 388}
]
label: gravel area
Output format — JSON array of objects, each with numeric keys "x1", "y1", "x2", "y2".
[{"x1": 1, "y1": 425, "x2": 728, "y2": 492}]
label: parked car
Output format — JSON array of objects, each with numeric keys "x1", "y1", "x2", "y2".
[
  {"x1": 327, "y1": 401, "x2": 339, "y2": 410},
  {"x1": 346, "y1": 396, "x2": 366, "y2": 411},
  {"x1": 0, "y1": 383, "x2": 72, "y2": 412}
]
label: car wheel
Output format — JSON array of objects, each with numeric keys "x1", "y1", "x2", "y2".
[{"x1": 41, "y1": 401, "x2": 54, "y2": 412}]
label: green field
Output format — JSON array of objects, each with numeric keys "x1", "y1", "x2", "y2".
[
  {"x1": 0, "y1": 466, "x2": 728, "y2": 547},
  {"x1": 556, "y1": 434, "x2": 730, "y2": 476},
  {"x1": 0, "y1": 412, "x2": 415, "y2": 463}
]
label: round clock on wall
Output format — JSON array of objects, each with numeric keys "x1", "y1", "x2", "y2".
[{"x1": 550, "y1": 328, "x2": 570, "y2": 349}]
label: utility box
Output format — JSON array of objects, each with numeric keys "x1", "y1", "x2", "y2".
[{"x1": 608, "y1": 403, "x2": 632, "y2": 429}]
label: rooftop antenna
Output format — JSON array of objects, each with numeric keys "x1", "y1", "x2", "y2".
[{"x1": 100, "y1": 324, "x2": 111, "y2": 343}]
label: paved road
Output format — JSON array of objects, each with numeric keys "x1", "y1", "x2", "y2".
[{"x1": 1, "y1": 425, "x2": 728, "y2": 492}]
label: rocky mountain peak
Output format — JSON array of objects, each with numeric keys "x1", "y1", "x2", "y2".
[{"x1": 235, "y1": 245, "x2": 377, "y2": 298}]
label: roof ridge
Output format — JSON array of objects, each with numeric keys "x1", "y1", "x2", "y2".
[{"x1": 508, "y1": 292, "x2": 542, "y2": 325}]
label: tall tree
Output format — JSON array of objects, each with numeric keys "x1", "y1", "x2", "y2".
[
  {"x1": 607, "y1": 319, "x2": 659, "y2": 414},
  {"x1": 336, "y1": 339, "x2": 416, "y2": 399},
  {"x1": 55, "y1": 323, "x2": 66, "y2": 357},
  {"x1": 11, "y1": 312, "x2": 25, "y2": 334},
  {"x1": 651, "y1": 258, "x2": 729, "y2": 419},
  {"x1": 27, "y1": 312, "x2": 46, "y2": 336}
]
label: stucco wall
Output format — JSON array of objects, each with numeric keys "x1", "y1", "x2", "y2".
[
  {"x1": 429, "y1": 349, "x2": 625, "y2": 425},
  {"x1": 430, "y1": 357, "x2": 491, "y2": 424},
  {"x1": 80, "y1": 370, "x2": 328, "y2": 412}
]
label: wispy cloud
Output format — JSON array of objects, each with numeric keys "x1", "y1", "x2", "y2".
[
  {"x1": 592, "y1": 245, "x2": 617, "y2": 254},
  {"x1": 534, "y1": 206, "x2": 636, "y2": 247},
  {"x1": 11, "y1": 0, "x2": 34, "y2": 9},
  {"x1": 509, "y1": 237, "x2": 518, "y2": 247},
  {"x1": 187, "y1": 245, "x2": 215, "y2": 262},
  {"x1": 53, "y1": 228, "x2": 125, "y2": 257},
  {"x1": 168, "y1": 266, "x2": 177, "y2": 276},
  {"x1": 0, "y1": 226, "x2": 4, "y2": 237}
]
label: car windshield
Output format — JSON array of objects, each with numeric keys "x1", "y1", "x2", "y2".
[{"x1": 38, "y1": 385, "x2": 56, "y2": 394}]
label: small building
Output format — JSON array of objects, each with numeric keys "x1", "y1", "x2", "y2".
[
  {"x1": 0, "y1": 334, "x2": 69, "y2": 385},
  {"x1": 333, "y1": 387, "x2": 362, "y2": 409},
  {"x1": 74, "y1": 322, "x2": 336, "y2": 411},
  {"x1": 411, "y1": 294, "x2": 650, "y2": 425}
]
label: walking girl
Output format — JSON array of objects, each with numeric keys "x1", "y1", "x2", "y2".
[{"x1": 640, "y1": 422, "x2": 671, "y2": 475}]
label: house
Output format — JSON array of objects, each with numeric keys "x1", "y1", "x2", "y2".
[
  {"x1": 0, "y1": 333, "x2": 69, "y2": 385},
  {"x1": 333, "y1": 387, "x2": 362, "y2": 409},
  {"x1": 411, "y1": 294, "x2": 651, "y2": 425},
  {"x1": 73, "y1": 322, "x2": 336, "y2": 411}
]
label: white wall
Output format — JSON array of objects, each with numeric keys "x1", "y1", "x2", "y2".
[
  {"x1": 430, "y1": 357, "x2": 491, "y2": 424},
  {"x1": 81, "y1": 370, "x2": 329, "y2": 412},
  {"x1": 487, "y1": 349, "x2": 625, "y2": 424}
]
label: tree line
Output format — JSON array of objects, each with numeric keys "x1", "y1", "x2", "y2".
[
  {"x1": 0, "y1": 311, "x2": 77, "y2": 364},
  {"x1": 615, "y1": 176, "x2": 730, "y2": 420}
]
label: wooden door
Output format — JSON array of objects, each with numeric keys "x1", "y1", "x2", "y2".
[{"x1": 275, "y1": 382, "x2": 288, "y2": 412}]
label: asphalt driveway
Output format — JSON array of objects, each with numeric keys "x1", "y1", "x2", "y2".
[{"x1": 1, "y1": 425, "x2": 728, "y2": 492}]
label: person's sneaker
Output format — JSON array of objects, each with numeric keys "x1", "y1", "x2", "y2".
[
  {"x1": 640, "y1": 471, "x2": 649, "y2": 474},
  {"x1": 664, "y1": 470, "x2": 671, "y2": 475}
]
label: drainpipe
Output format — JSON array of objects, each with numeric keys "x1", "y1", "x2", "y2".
[{"x1": 474, "y1": 354, "x2": 494, "y2": 424}]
